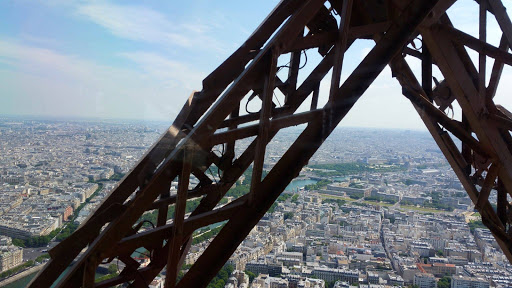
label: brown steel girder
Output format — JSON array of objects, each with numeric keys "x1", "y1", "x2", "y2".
[{"x1": 29, "y1": 0, "x2": 512, "y2": 287}]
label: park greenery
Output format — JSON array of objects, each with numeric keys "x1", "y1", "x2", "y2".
[
  {"x1": 365, "y1": 196, "x2": 397, "y2": 204},
  {"x1": 176, "y1": 264, "x2": 193, "y2": 283},
  {"x1": 192, "y1": 226, "x2": 224, "y2": 245},
  {"x1": 12, "y1": 229, "x2": 57, "y2": 248},
  {"x1": 108, "y1": 172, "x2": 125, "y2": 181},
  {"x1": 400, "y1": 200, "x2": 416, "y2": 206},
  {"x1": 468, "y1": 219, "x2": 486, "y2": 233},
  {"x1": 424, "y1": 191, "x2": 455, "y2": 211},
  {"x1": 322, "y1": 198, "x2": 347, "y2": 208},
  {"x1": 351, "y1": 202, "x2": 366, "y2": 207},
  {"x1": 348, "y1": 192, "x2": 364, "y2": 199},
  {"x1": 93, "y1": 264, "x2": 120, "y2": 283},
  {"x1": 95, "y1": 271, "x2": 119, "y2": 283},
  {"x1": 304, "y1": 179, "x2": 332, "y2": 191},
  {"x1": 207, "y1": 264, "x2": 234, "y2": 288},
  {"x1": 268, "y1": 193, "x2": 292, "y2": 214},
  {"x1": 401, "y1": 191, "x2": 456, "y2": 212},
  {"x1": 309, "y1": 162, "x2": 405, "y2": 177},
  {"x1": 245, "y1": 270, "x2": 257, "y2": 282},
  {"x1": 54, "y1": 222, "x2": 79, "y2": 242},
  {"x1": 437, "y1": 276, "x2": 451, "y2": 288},
  {"x1": 284, "y1": 212, "x2": 294, "y2": 220}
]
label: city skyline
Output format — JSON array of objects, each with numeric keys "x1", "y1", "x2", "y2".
[{"x1": 0, "y1": 118, "x2": 509, "y2": 287}]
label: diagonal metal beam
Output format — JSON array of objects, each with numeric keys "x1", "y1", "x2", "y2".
[
  {"x1": 389, "y1": 54, "x2": 512, "y2": 263},
  {"x1": 488, "y1": 34, "x2": 509, "y2": 99},
  {"x1": 422, "y1": 26, "x2": 512, "y2": 196},
  {"x1": 165, "y1": 146, "x2": 193, "y2": 288},
  {"x1": 249, "y1": 49, "x2": 278, "y2": 205},
  {"x1": 177, "y1": 1, "x2": 440, "y2": 286}
]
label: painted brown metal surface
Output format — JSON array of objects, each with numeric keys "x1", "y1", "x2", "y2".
[{"x1": 29, "y1": 0, "x2": 512, "y2": 287}]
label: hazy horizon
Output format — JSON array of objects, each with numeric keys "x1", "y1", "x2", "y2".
[
  {"x1": 1, "y1": 1, "x2": 511, "y2": 130},
  {"x1": 0, "y1": 112, "x2": 436, "y2": 133}
]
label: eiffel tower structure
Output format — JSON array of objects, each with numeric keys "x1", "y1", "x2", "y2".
[{"x1": 30, "y1": 0, "x2": 512, "y2": 287}]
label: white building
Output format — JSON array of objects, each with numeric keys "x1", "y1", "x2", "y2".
[
  {"x1": 0, "y1": 246, "x2": 23, "y2": 272},
  {"x1": 451, "y1": 275, "x2": 489, "y2": 288},
  {"x1": 414, "y1": 273, "x2": 437, "y2": 288},
  {"x1": 311, "y1": 267, "x2": 359, "y2": 284}
]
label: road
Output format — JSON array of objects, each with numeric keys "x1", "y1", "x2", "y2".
[
  {"x1": 380, "y1": 219, "x2": 397, "y2": 272},
  {"x1": 22, "y1": 241, "x2": 58, "y2": 262}
]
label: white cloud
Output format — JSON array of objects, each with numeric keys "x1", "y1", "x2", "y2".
[
  {"x1": 119, "y1": 51, "x2": 205, "y2": 91},
  {"x1": 0, "y1": 39, "x2": 203, "y2": 120},
  {"x1": 78, "y1": 4, "x2": 191, "y2": 46},
  {"x1": 76, "y1": 3, "x2": 228, "y2": 54},
  {"x1": 0, "y1": 39, "x2": 94, "y2": 81}
]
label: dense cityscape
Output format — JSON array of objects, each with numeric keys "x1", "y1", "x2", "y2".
[{"x1": 0, "y1": 117, "x2": 511, "y2": 288}]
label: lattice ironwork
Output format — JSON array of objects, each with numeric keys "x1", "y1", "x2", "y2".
[{"x1": 30, "y1": 0, "x2": 512, "y2": 287}]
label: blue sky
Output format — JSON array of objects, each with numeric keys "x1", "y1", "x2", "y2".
[{"x1": 1, "y1": 1, "x2": 511, "y2": 130}]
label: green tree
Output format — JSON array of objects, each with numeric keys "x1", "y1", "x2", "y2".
[
  {"x1": 108, "y1": 264, "x2": 118, "y2": 274},
  {"x1": 12, "y1": 238, "x2": 25, "y2": 247},
  {"x1": 304, "y1": 179, "x2": 332, "y2": 191},
  {"x1": 349, "y1": 193, "x2": 364, "y2": 199},
  {"x1": 268, "y1": 193, "x2": 292, "y2": 214},
  {"x1": 437, "y1": 276, "x2": 451, "y2": 288},
  {"x1": 284, "y1": 212, "x2": 294, "y2": 220},
  {"x1": 323, "y1": 198, "x2": 346, "y2": 208},
  {"x1": 208, "y1": 265, "x2": 234, "y2": 288},
  {"x1": 245, "y1": 270, "x2": 257, "y2": 283},
  {"x1": 468, "y1": 220, "x2": 486, "y2": 233},
  {"x1": 35, "y1": 254, "x2": 50, "y2": 263},
  {"x1": 192, "y1": 226, "x2": 224, "y2": 245}
]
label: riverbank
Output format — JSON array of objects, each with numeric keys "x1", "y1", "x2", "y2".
[
  {"x1": 0, "y1": 264, "x2": 44, "y2": 287},
  {"x1": 285, "y1": 179, "x2": 317, "y2": 192}
]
